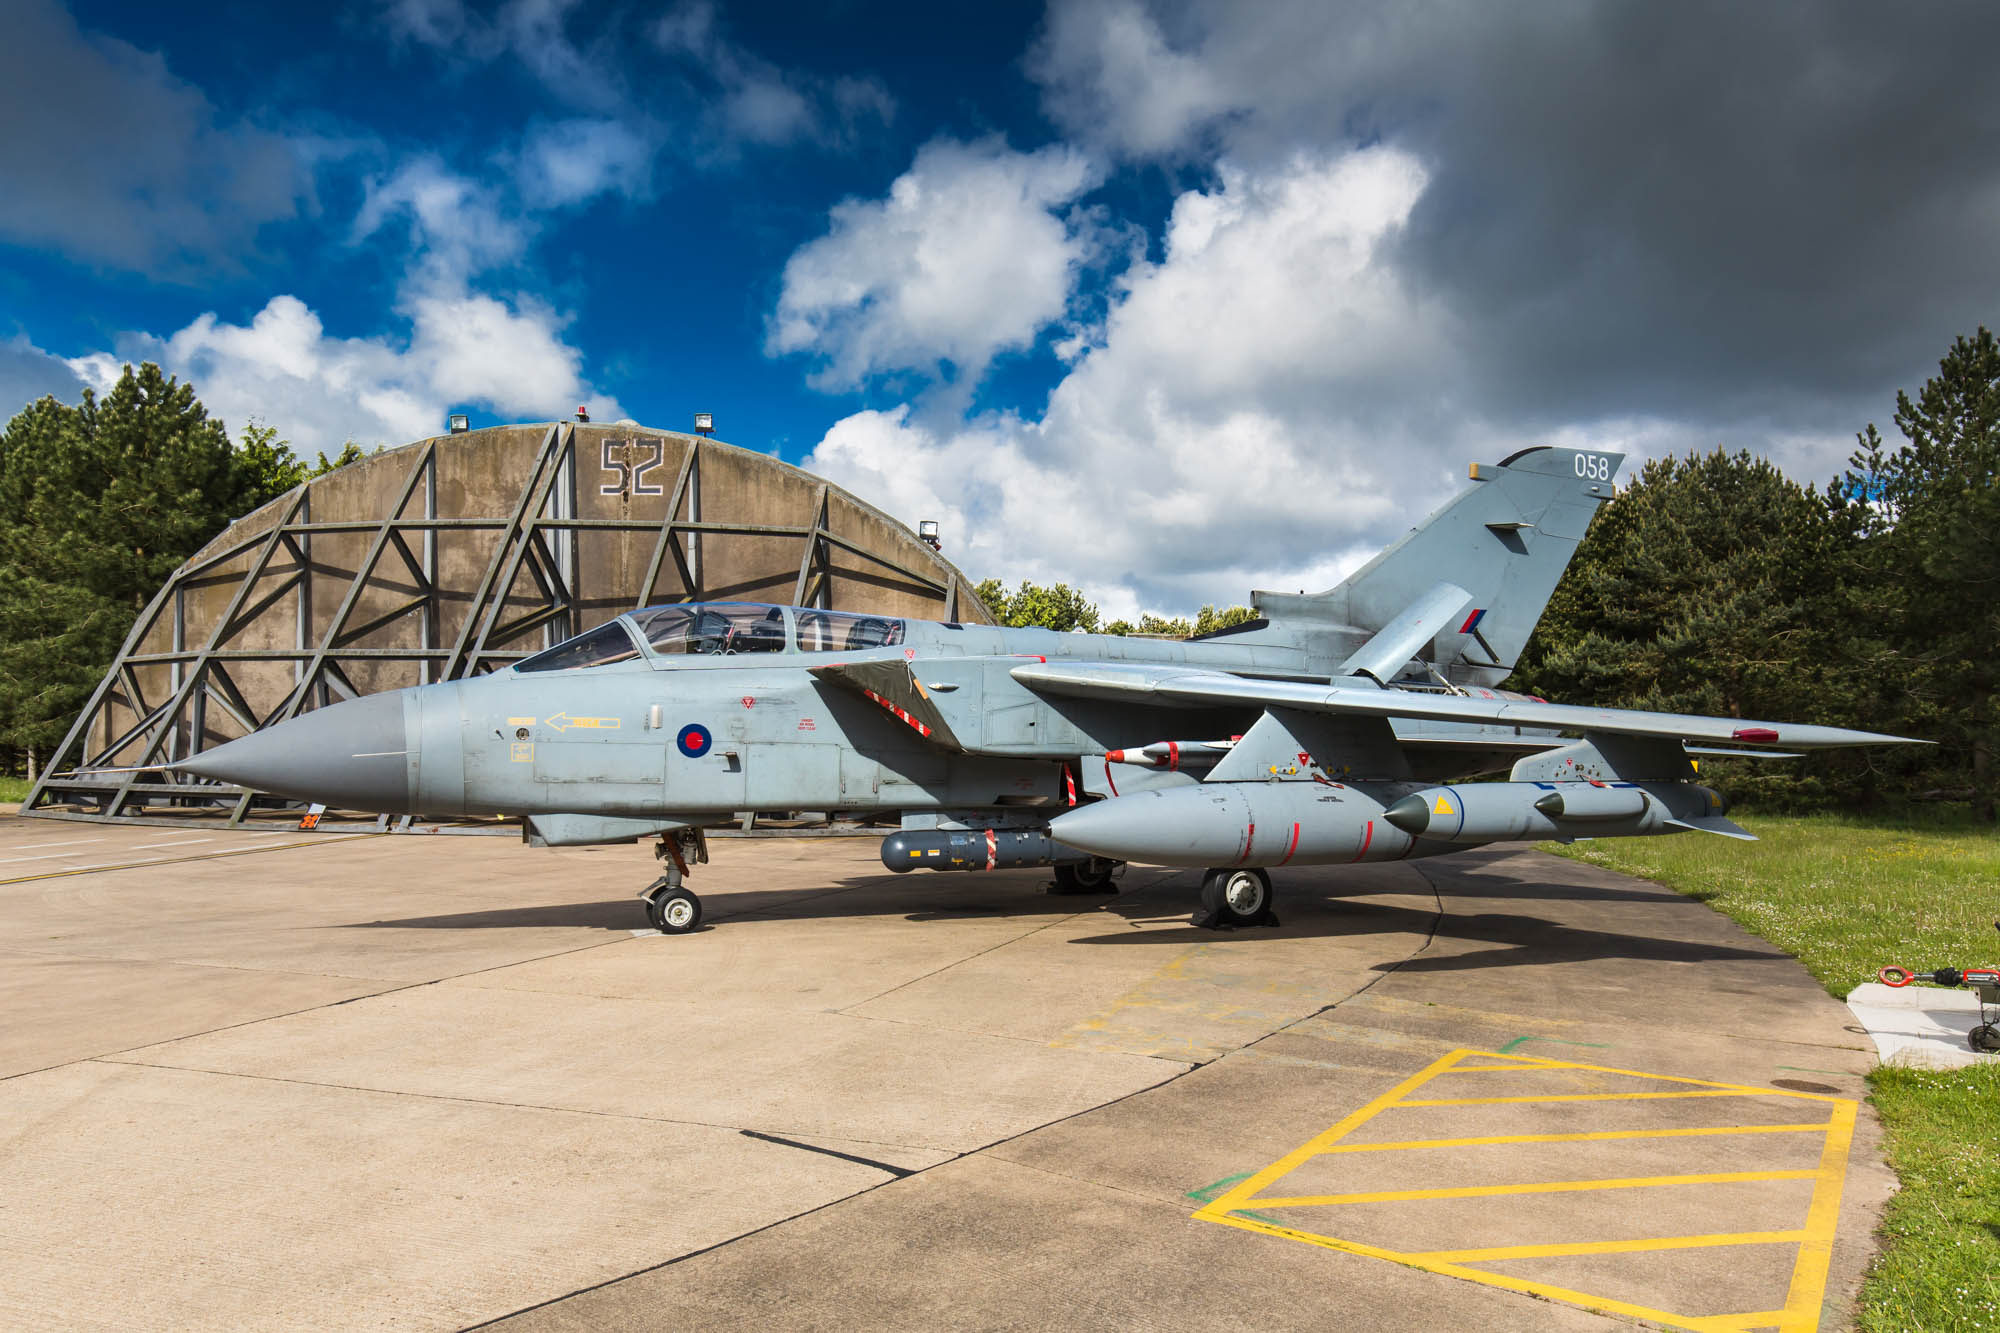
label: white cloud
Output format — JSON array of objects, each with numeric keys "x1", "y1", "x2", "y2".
[
  {"x1": 770, "y1": 137, "x2": 1101, "y2": 389},
  {"x1": 515, "y1": 119, "x2": 655, "y2": 208},
  {"x1": 0, "y1": 335, "x2": 87, "y2": 420},
  {"x1": 353, "y1": 156, "x2": 529, "y2": 279},
  {"x1": 801, "y1": 147, "x2": 1651, "y2": 616},
  {"x1": 69, "y1": 288, "x2": 623, "y2": 461},
  {"x1": 1029, "y1": 0, "x2": 1235, "y2": 160},
  {"x1": 0, "y1": 0, "x2": 312, "y2": 272},
  {"x1": 378, "y1": 0, "x2": 623, "y2": 113}
]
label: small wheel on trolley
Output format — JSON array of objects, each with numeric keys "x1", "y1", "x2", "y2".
[{"x1": 1968, "y1": 1023, "x2": 2000, "y2": 1054}]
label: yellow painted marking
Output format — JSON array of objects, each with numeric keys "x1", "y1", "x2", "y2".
[
  {"x1": 1317, "y1": 1120, "x2": 1830, "y2": 1155},
  {"x1": 544, "y1": 713, "x2": 622, "y2": 731},
  {"x1": 1192, "y1": 1048, "x2": 1860, "y2": 1333},
  {"x1": 507, "y1": 716, "x2": 536, "y2": 726},
  {"x1": 1414, "y1": 1229, "x2": 1807, "y2": 1263},
  {"x1": 1775, "y1": 1099, "x2": 1856, "y2": 1330},
  {"x1": 1433, "y1": 795, "x2": 1454, "y2": 815},
  {"x1": 1401, "y1": 1088, "x2": 1788, "y2": 1107},
  {"x1": 510, "y1": 742, "x2": 534, "y2": 763},
  {"x1": 1251, "y1": 1168, "x2": 1816, "y2": 1208}
]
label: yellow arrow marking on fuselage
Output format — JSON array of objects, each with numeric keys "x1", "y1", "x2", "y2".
[{"x1": 543, "y1": 713, "x2": 623, "y2": 733}]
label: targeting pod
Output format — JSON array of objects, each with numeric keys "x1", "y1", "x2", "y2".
[{"x1": 881, "y1": 828, "x2": 1092, "y2": 873}]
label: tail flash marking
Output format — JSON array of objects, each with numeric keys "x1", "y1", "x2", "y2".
[{"x1": 1459, "y1": 608, "x2": 1487, "y2": 634}]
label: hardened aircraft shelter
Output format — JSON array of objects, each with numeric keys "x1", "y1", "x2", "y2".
[{"x1": 25, "y1": 421, "x2": 989, "y2": 824}]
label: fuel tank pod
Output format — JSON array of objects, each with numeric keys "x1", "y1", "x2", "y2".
[
  {"x1": 1048, "y1": 782, "x2": 1441, "y2": 868},
  {"x1": 1381, "y1": 781, "x2": 1720, "y2": 843}
]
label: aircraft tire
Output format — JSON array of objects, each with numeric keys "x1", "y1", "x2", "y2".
[
  {"x1": 648, "y1": 886, "x2": 703, "y2": 934},
  {"x1": 1970, "y1": 1023, "x2": 2000, "y2": 1054},
  {"x1": 1199, "y1": 867, "x2": 1276, "y2": 929},
  {"x1": 1052, "y1": 859, "x2": 1120, "y2": 894}
]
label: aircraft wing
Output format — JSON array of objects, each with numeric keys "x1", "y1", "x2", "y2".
[{"x1": 1010, "y1": 660, "x2": 1920, "y2": 750}]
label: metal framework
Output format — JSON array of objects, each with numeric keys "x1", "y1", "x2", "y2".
[{"x1": 27, "y1": 423, "x2": 976, "y2": 824}]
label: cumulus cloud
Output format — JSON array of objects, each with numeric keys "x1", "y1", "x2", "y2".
[
  {"x1": 378, "y1": 0, "x2": 624, "y2": 113},
  {"x1": 1028, "y1": 0, "x2": 1233, "y2": 160},
  {"x1": 770, "y1": 138, "x2": 1102, "y2": 390},
  {"x1": 1029, "y1": 0, "x2": 2000, "y2": 467},
  {"x1": 803, "y1": 148, "x2": 1518, "y2": 615},
  {"x1": 69, "y1": 288, "x2": 623, "y2": 460},
  {"x1": 0, "y1": 0, "x2": 313, "y2": 272}
]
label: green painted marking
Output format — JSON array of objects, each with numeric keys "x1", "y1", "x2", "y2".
[
  {"x1": 1774, "y1": 1066, "x2": 1852, "y2": 1077},
  {"x1": 1184, "y1": 1171, "x2": 1252, "y2": 1204},
  {"x1": 1186, "y1": 1173, "x2": 1287, "y2": 1225},
  {"x1": 1498, "y1": 1035, "x2": 1612, "y2": 1053}
]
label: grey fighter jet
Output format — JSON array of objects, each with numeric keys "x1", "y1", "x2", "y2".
[{"x1": 174, "y1": 447, "x2": 1917, "y2": 933}]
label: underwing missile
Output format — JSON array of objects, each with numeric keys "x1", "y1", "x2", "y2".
[{"x1": 1381, "y1": 781, "x2": 1726, "y2": 842}]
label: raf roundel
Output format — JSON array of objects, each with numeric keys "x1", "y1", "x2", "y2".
[{"x1": 675, "y1": 723, "x2": 713, "y2": 758}]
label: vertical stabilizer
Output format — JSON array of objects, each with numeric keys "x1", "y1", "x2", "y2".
[{"x1": 1254, "y1": 446, "x2": 1622, "y2": 687}]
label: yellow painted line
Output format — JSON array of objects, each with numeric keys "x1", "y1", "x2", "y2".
[
  {"x1": 1401, "y1": 1088, "x2": 1782, "y2": 1107},
  {"x1": 1197, "y1": 1048, "x2": 1480, "y2": 1219},
  {"x1": 1248, "y1": 1168, "x2": 1818, "y2": 1208},
  {"x1": 1318, "y1": 1121, "x2": 1833, "y2": 1154},
  {"x1": 1774, "y1": 1099, "x2": 1857, "y2": 1331},
  {"x1": 1445, "y1": 1060, "x2": 1575, "y2": 1072},
  {"x1": 1703, "y1": 1313, "x2": 1792, "y2": 1332},
  {"x1": 1202, "y1": 1211, "x2": 1755, "y2": 1333},
  {"x1": 1475, "y1": 1054, "x2": 1850, "y2": 1102},
  {"x1": 1413, "y1": 1229, "x2": 1807, "y2": 1263}
]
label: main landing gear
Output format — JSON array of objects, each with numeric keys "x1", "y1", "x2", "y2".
[
  {"x1": 641, "y1": 828, "x2": 710, "y2": 934},
  {"x1": 1196, "y1": 866, "x2": 1278, "y2": 930}
]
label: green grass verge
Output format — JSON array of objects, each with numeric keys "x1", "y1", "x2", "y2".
[
  {"x1": 0, "y1": 777, "x2": 29, "y2": 803},
  {"x1": 1545, "y1": 814, "x2": 2000, "y2": 1332}
]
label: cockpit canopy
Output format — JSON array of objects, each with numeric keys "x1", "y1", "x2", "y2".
[{"x1": 514, "y1": 602, "x2": 908, "y2": 672}]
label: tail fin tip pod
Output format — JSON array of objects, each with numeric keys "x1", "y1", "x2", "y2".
[{"x1": 1253, "y1": 446, "x2": 1623, "y2": 687}]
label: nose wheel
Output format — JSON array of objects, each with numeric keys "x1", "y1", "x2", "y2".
[
  {"x1": 639, "y1": 827, "x2": 710, "y2": 934},
  {"x1": 1197, "y1": 866, "x2": 1278, "y2": 929},
  {"x1": 647, "y1": 884, "x2": 703, "y2": 933}
]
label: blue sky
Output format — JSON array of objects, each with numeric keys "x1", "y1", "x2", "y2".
[{"x1": 4, "y1": 1, "x2": 1998, "y2": 618}]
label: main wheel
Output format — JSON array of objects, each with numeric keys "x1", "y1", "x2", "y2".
[
  {"x1": 647, "y1": 887, "x2": 703, "y2": 934},
  {"x1": 1052, "y1": 858, "x2": 1120, "y2": 894},
  {"x1": 1969, "y1": 1023, "x2": 2000, "y2": 1054},
  {"x1": 1199, "y1": 867, "x2": 1275, "y2": 929}
]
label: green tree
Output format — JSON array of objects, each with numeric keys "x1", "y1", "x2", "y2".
[
  {"x1": 0, "y1": 363, "x2": 299, "y2": 762},
  {"x1": 1844, "y1": 327, "x2": 2000, "y2": 819},
  {"x1": 1511, "y1": 448, "x2": 1873, "y2": 808},
  {"x1": 237, "y1": 420, "x2": 310, "y2": 496},
  {"x1": 974, "y1": 578, "x2": 1102, "y2": 632}
]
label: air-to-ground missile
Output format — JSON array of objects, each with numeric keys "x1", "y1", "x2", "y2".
[
  {"x1": 881, "y1": 827, "x2": 1094, "y2": 873},
  {"x1": 1048, "y1": 782, "x2": 1435, "y2": 868},
  {"x1": 1380, "y1": 781, "x2": 1727, "y2": 843}
]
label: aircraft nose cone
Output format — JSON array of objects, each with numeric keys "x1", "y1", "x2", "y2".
[{"x1": 173, "y1": 691, "x2": 415, "y2": 814}]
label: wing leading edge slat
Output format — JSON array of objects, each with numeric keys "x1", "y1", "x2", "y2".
[{"x1": 1009, "y1": 660, "x2": 1920, "y2": 750}]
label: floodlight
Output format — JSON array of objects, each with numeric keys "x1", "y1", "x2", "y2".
[
  {"x1": 694, "y1": 412, "x2": 714, "y2": 436},
  {"x1": 918, "y1": 519, "x2": 941, "y2": 551},
  {"x1": 447, "y1": 414, "x2": 469, "y2": 434}
]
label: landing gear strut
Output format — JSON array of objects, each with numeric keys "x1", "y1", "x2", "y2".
[
  {"x1": 1196, "y1": 866, "x2": 1277, "y2": 930},
  {"x1": 640, "y1": 828, "x2": 710, "y2": 934},
  {"x1": 1051, "y1": 857, "x2": 1121, "y2": 894}
]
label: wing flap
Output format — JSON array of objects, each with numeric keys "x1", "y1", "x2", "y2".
[{"x1": 1010, "y1": 660, "x2": 1920, "y2": 750}]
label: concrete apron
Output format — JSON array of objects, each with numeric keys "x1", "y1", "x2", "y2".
[{"x1": 0, "y1": 817, "x2": 1888, "y2": 1332}]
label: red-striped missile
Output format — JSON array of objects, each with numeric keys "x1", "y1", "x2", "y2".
[{"x1": 1100, "y1": 740, "x2": 1232, "y2": 770}]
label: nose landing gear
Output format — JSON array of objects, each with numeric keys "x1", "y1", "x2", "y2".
[{"x1": 640, "y1": 828, "x2": 710, "y2": 934}]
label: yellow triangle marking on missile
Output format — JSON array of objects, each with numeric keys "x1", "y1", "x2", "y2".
[{"x1": 1433, "y1": 796, "x2": 1455, "y2": 815}]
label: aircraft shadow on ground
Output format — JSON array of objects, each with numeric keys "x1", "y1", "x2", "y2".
[{"x1": 342, "y1": 861, "x2": 1779, "y2": 974}]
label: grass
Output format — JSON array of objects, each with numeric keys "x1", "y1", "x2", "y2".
[
  {"x1": 1545, "y1": 813, "x2": 2000, "y2": 1332},
  {"x1": 0, "y1": 777, "x2": 29, "y2": 803}
]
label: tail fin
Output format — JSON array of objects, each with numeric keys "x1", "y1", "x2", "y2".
[{"x1": 1253, "y1": 446, "x2": 1622, "y2": 687}]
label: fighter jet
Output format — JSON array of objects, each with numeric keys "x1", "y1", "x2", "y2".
[{"x1": 173, "y1": 446, "x2": 1917, "y2": 933}]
